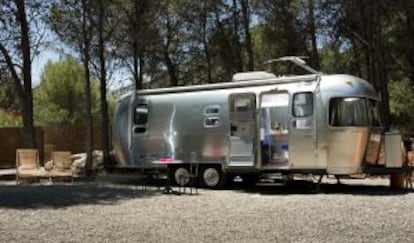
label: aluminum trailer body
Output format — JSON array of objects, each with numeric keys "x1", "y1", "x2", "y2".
[{"x1": 112, "y1": 72, "x2": 408, "y2": 188}]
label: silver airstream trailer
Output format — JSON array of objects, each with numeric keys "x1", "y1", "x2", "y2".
[{"x1": 112, "y1": 57, "x2": 410, "y2": 188}]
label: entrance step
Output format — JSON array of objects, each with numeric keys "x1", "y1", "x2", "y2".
[{"x1": 261, "y1": 162, "x2": 289, "y2": 170}]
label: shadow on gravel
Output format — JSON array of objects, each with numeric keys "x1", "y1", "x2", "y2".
[
  {"x1": 0, "y1": 183, "x2": 157, "y2": 209},
  {"x1": 230, "y1": 180, "x2": 412, "y2": 196}
]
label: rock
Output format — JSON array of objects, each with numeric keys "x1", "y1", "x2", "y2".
[
  {"x1": 70, "y1": 151, "x2": 105, "y2": 176},
  {"x1": 44, "y1": 161, "x2": 54, "y2": 171},
  {"x1": 71, "y1": 153, "x2": 86, "y2": 177},
  {"x1": 92, "y1": 150, "x2": 104, "y2": 170}
]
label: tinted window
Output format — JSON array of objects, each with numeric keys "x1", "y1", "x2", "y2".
[
  {"x1": 293, "y1": 92, "x2": 313, "y2": 117},
  {"x1": 329, "y1": 98, "x2": 368, "y2": 127},
  {"x1": 134, "y1": 104, "x2": 148, "y2": 125}
]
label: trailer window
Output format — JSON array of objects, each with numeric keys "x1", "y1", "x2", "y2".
[
  {"x1": 204, "y1": 105, "x2": 220, "y2": 115},
  {"x1": 232, "y1": 98, "x2": 253, "y2": 112},
  {"x1": 293, "y1": 92, "x2": 313, "y2": 117},
  {"x1": 368, "y1": 99, "x2": 382, "y2": 127},
  {"x1": 329, "y1": 98, "x2": 369, "y2": 127},
  {"x1": 134, "y1": 104, "x2": 148, "y2": 125}
]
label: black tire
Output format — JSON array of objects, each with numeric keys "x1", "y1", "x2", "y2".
[
  {"x1": 173, "y1": 166, "x2": 191, "y2": 186},
  {"x1": 199, "y1": 166, "x2": 226, "y2": 189}
]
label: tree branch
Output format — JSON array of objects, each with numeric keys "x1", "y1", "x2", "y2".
[{"x1": 0, "y1": 42, "x2": 24, "y2": 98}]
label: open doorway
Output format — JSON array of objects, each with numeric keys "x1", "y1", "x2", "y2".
[{"x1": 260, "y1": 91, "x2": 290, "y2": 169}]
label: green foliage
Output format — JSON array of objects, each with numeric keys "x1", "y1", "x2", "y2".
[
  {"x1": 389, "y1": 79, "x2": 414, "y2": 130},
  {"x1": 318, "y1": 44, "x2": 356, "y2": 75},
  {"x1": 39, "y1": 0, "x2": 414, "y2": 130},
  {"x1": 0, "y1": 79, "x2": 20, "y2": 110},
  {"x1": 0, "y1": 109, "x2": 21, "y2": 127},
  {"x1": 34, "y1": 57, "x2": 100, "y2": 125}
]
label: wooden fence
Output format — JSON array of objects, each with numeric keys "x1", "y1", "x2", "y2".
[
  {"x1": 0, "y1": 127, "x2": 44, "y2": 168},
  {"x1": 0, "y1": 125, "x2": 110, "y2": 168}
]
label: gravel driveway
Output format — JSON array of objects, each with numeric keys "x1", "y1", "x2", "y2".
[{"x1": 0, "y1": 177, "x2": 413, "y2": 242}]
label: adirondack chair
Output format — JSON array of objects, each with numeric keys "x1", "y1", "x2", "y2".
[
  {"x1": 16, "y1": 149, "x2": 41, "y2": 184},
  {"x1": 50, "y1": 151, "x2": 73, "y2": 182}
]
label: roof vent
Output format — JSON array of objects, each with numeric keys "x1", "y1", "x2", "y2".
[{"x1": 232, "y1": 71, "x2": 277, "y2": 82}]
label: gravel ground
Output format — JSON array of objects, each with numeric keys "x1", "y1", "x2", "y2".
[{"x1": 0, "y1": 176, "x2": 413, "y2": 242}]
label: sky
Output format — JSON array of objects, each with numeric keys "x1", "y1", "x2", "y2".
[
  {"x1": 31, "y1": 46, "x2": 131, "y2": 91},
  {"x1": 29, "y1": 27, "x2": 130, "y2": 90},
  {"x1": 32, "y1": 49, "x2": 60, "y2": 86}
]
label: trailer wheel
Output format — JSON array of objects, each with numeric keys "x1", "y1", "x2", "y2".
[
  {"x1": 200, "y1": 166, "x2": 226, "y2": 189},
  {"x1": 173, "y1": 166, "x2": 191, "y2": 186}
]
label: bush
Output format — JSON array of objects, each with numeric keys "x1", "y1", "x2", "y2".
[
  {"x1": 0, "y1": 109, "x2": 21, "y2": 127},
  {"x1": 389, "y1": 79, "x2": 414, "y2": 131}
]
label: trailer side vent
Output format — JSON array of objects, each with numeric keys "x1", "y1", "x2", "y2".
[
  {"x1": 232, "y1": 71, "x2": 276, "y2": 82},
  {"x1": 204, "y1": 117, "x2": 221, "y2": 128}
]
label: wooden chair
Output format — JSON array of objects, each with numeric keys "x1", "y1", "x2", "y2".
[
  {"x1": 50, "y1": 151, "x2": 74, "y2": 183},
  {"x1": 16, "y1": 149, "x2": 41, "y2": 184}
]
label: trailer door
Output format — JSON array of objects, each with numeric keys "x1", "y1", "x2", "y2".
[
  {"x1": 131, "y1": 103, "x2": 149, "y2": 166},
  {"x1": 289, "y1": 92, "x2": 316, "y2": 168},
  {"x1": 228, "y1": 93, "x2": 256, "y2": 167}
]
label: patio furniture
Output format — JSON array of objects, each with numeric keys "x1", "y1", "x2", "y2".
[
  {"x1": 152, "y1": 159, "x2": 183, "y2": 195},
  {"x1": 137, "y1": 165, "x2": 161, "y2": 192},
  {"x1": 177, "y1": 153, "x2": 199, "y2": 195},
  {"x1": 16, "y1": 149, "x2": 41, "y2": 184},
  {"x1": 50, "y1": 151, "x2": 73, "y2": 183}
]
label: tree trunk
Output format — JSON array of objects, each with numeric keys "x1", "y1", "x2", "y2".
[
  {"x1": 232, "y1": 0, "x2": 243, "y2": 72},
  {"x1": 98, "y1": 1, "x2": 112, "y2": 168},
  {"x1": 133, "y1": 0, "x2": 143, "y2": 90},
  {"x1": 0, "y1": 44, "x2": 24, "y2": 98},
  {"x1": 138, "y1": 50, "x2": 144, "y2": 87},
  {"x1": 163, "y1": 9, "x2": 178, "y2": 87},
  {"x1": 240, "y1": 0, "x2": 254, "y2": 70},
  {"x1": 307, "y1": 0, "x2": 320, "y2": 70},
  {"x1": 361, "y1": 1, "x2": 374, "y2": 84},
  {"x1": 132, "y1": 42, "x2": 141, "y2": 90},
  {"x1": 164, "y1": 49, "x2": 178, "y2": 86},
  {"x1": 214, "y1": 13, "x2": 238, "y2": 77},
  {"x1": 82, "y1": 0, "x2": 94, "y2": 176},
  {"x1": 15, "y1": 0, "x2": 36, "y2": 148},
  {"x1": 404, "y1": 0, "x2": 414, "y2": 83},
  {"x1": 204, "y1": 42, "x2": 213, "y2": 83},
  {"x1": 201, "y1": 7, "x2": 213, "y2": 83},
  {"x1": 378, "y1": 48, "x2": 390, "y2": 130},
  {"x1": 373, "y1": 2, "x2": 390, "y2": 130}
]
